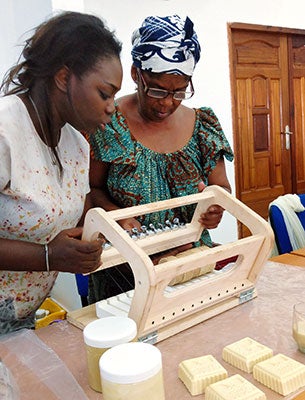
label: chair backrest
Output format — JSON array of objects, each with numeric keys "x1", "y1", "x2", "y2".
[
  {"x1": 269, "y1": 194, "x2": 305, "y2": 254},
  {"x1": 75, "y1": 273, "x2": 89, "y2": 307}
]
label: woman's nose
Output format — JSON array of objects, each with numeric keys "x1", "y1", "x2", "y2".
[
  {"x1": 105, "y1": 98, "x2": 116, "y2": 115},
  {"x1": 158, "y1": 94, "x2": 175, "y2": 106}
]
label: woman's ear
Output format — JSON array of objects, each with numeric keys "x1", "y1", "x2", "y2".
[
  {"x1": 54, "y1": 66, "x2": 70, "y2": 93},
  {"x1": 131, "y1": 65, "x2": 138, "y2": 83}
]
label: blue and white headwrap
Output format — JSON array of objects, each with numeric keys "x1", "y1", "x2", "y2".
[{"x1": 131, "y1": 15, "x2": 201, "y2": 76}]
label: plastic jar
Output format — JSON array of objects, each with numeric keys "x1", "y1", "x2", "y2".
[
  {"x1": 99, "y1": 342, "x2": 165, "y2": 400},
  {"x1": 83, "y1": 317, "x2": 137, "y2": 392}
]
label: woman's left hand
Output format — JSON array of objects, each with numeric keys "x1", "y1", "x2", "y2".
[
  {"x1": 198, "y1": 205, "x2": 224, "y2": 229},
  {"x1": 197, "y1": 180, "x2": 224, "y2": 229}
]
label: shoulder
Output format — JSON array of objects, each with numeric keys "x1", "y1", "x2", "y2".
[
  {"x1": 195, "y1": 107, "x2": 223, "y2": 130},
  {"x1": 179, "y1": 103, "x2": 195, "y2": 118},
  {"x1": 0, "y1": 95, "x2": 31, "y2": 144},
  {"x1": 193, "y1": 107, "x2": 234, "y2": 160},
  {"x1": 116, "y1": 93, "x2": 136, "y2": 111},
  {"x1": 0, "y1": 94, "x2": 20, "y2": 107},
  {"x1": 0, "y1": 95, "x2": 26, "y2": 120},
  {"x1": 84, "y1": 115, "x2": 134, "y2": 162},
  {"x1": 62, "y1": 124, "x2": 89, "y2": 153}
]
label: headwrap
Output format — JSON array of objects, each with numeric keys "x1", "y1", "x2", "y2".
[{"x1": 131, "y1": 15, "x2": 201, "y2": 76}]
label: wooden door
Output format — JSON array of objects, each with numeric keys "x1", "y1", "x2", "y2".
[
  {"x1": 290, "y1": 34, "x2": 305, "y2": 193},
  {"x1": 229, "y1": 24, "x2": 305, "y2": 237}
]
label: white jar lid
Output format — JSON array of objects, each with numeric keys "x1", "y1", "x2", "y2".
[
  {"x1": 99, "y1": 342, "x2": 162, "y2": 383},
  {"x1": 83, "y1": 317, "x2": 137, "y2": 348},
  {"x1": 35, "y1": 309, "x2": 46, "y2": 320}
]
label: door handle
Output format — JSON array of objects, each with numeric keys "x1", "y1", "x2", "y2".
[{"x1": 282, "y1": 125, "x2": 293, "y2": 150}]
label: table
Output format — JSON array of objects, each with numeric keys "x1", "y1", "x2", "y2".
[
  {"x1": 269, "y1": 252, "x2": 305, "y2": 266},
  {"x1": 1, "y1": 259, "x2": 305, "y2": 400},
  {"x1": 291, "y1": 248, "x2": 305, "y2": 258}
]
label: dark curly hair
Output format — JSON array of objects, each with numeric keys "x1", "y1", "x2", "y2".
[{"x1": 1, "y1": 12, "x2": 122, "y2": 171}]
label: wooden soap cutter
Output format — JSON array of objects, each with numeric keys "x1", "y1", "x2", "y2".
[{"x1": 72, "y1": 186, "x2": 274, "y2": 343}]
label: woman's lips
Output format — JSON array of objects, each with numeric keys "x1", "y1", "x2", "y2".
[{"x1": 155, "y1": 110, "x2": 170, "y2": 119}]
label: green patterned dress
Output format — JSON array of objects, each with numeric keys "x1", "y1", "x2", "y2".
[{"x1": 87, "y1": 105, "x2": 234, "y2": 301}]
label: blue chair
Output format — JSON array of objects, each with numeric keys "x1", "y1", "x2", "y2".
[
  {"x1": 75, "y1": 274, "x2": 89, "y2": 307},
  {"x1": 269, "y1": 194, "x2": 305, "y2": 254}
]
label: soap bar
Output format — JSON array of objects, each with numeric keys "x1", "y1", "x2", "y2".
[
  {"x1": 205, "y1": 374, "x2": 266, "y2": 400},
  {"x1": 158, "y1": 247, "x2": 215, "y2": 285},
  {"x1": 178, "y1": 354, "x2": 228, "y2": 395},
  {"x1": 253, "y1": 353, "x2": 305, "y2": 396},
  {"x1": 222, "y1": 337, "x2": 273, "y2": 373}
]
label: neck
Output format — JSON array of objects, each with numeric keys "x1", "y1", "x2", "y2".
[
  {"x1": 26, "y1": 92, "x2": 63, "y2": 180},
  {"x1": 27, "y1": 92, "x2": 60, "y2": 147}
]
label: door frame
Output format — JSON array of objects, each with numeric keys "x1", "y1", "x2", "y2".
[{"x1": 228, "y1": 23, "x2": 305, "y2": 233}]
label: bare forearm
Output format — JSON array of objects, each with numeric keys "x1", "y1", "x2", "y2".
[
  {"x1": 0, "y1": 238, "x2": 45, "y2": 271},
  {"x1": 90, "y1": 187, "x2": 120, "y2": 211},
  {"x1": 221, "y1": 182, "x2": 231, "y2": 193},
  {"x1": 0, "y1": 228, "x2": 103, "y2": 274},
  {"x1": 207, "y1": 157, "x2": 232, "y2": 193},
  {"x1": 90, "y1": 187, "x2": 141, "y2": 231}
]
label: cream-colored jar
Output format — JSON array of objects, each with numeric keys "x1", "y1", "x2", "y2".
[
  {"x1": 83, "y1": 317, "x2": 137, "y2": 392},
  {"x1": 293, "y1": 303, "x2": 305, "y2": 353},
  {"x1": 99, "y1": 342, "x2": 165, "y2": 400}
]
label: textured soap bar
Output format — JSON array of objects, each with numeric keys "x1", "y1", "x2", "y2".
[
  {"x1": 205, "y1": 374, "x2": 266, "y2": 400},
  {"x1": 158, "y1": 247, "x2": 215, "y2": 285},
  {"x1": 222, "y1": 337, "x2": 273, "y2": 373},
  {"x1": 253, "y1": 353, "x2": 305, "y2": 396},
  {"x1": 178, "y1": 355, "x2": 228, "y2": 395}
]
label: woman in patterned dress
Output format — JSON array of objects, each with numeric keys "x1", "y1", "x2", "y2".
[
  {"x1": 0, "y1": 12, "x2": 122, "y2": 333},
  {"x1": 85, "y1": 15, "x2": 234, "y2": 302}
]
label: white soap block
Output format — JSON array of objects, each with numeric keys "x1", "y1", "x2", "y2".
[
  {"x1": 205, "y1": 374, "x2": 266, "y2": 400},
  {"x1": 253, "y1": 353, "x2": 305, "y2": 396},
  {"x1": 222, "y1": 337, "x2": 273, "y2": 373},
  {"x1": 178, "y1": 354, "x2": 228, "y2": 395}
]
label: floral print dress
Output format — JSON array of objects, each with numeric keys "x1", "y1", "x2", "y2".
[
  {"x1": 86, "y1": 105, "x2": 234, "y2": 301},
  {"x1": 0, "y1": 95, "x2": 90, "y2": 333}
]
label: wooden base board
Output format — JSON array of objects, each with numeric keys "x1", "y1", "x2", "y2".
[
  {"x1": 67, "y1": 291, "x2": 257, "y2": 344},
  {"x1": 67, "y1": 303, "x2": 96, "y2": 330},
  {"x1": 138, "y1": 291, "x2": 257, "y2": 343}
]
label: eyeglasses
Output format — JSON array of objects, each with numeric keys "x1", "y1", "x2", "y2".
[{"x1": 137, "y1": 69, "x2": 194, "y2": 101}]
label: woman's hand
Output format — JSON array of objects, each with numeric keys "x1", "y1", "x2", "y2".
[
  {"x1": 198, "y1": 205, "x2": 224, "y2": 229},
  {"x1": 48, "y1": 227, "x2": 103, "y2": 274},
  {"x1": 118, "y1": 217, "x2": 142, "y2": 232},
  {"x1": 198, "y1": 181, "x2": 224, "y2": 229}
]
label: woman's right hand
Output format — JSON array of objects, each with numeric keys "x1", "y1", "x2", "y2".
[
  {"x1": 48, "y1": 227, "x2": 103, "y2": 274},
  {"x1": 118, "y1": 217, "x2": 142, "y2": 232}
]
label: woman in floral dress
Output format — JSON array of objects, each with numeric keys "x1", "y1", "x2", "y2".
[
  {"x1": 0, "y1": 11, "x2": 122, "y2": 333},
  {"x1": 85, "y1": 15, "x2": 233, "y2": 302}
]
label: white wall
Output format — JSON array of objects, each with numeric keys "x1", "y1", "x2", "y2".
[
  {"x1": 51, "y1": 272, "x2": 82, "y2": 310},
  {"x1": 0, "y1": 0, "x2": 53, "y2": 85}
]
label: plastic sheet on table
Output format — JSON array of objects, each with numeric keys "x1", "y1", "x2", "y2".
[{"x1": 0, "y1": 329, "x2": 88, "y2": 400}]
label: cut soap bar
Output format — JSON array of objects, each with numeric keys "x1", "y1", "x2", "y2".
[
  {"x1": 253, "y1": 353, "x2": 305, "y2": 396},
  {"x1": 178, "y1": 354, "x2": 228, "y2": 395},
  {"x1": 222, "y1": 337, "x2": 273, "y2": 373},
  {"x1": 205, "y1": 374, "x2": 266, "y2": 400}
]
